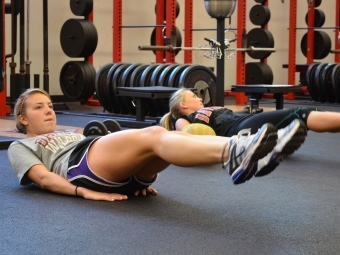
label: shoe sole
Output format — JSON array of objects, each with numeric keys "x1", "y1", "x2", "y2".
[
  {"x1": 231, "y1": 123, "x2": 278, "y2": 184},
  {"x1": 254, "y1": 120, "x2": 307, "y2": 177}
]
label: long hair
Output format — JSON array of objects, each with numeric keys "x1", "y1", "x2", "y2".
[
  {"x1": 159, "y1": 87, "x2": 188, "y2": 130},
  {"x1": 14, "y1": 88, "x2": 51, "y2": 134}
]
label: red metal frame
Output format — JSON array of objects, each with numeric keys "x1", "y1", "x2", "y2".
[
  {"x1": 165, "y1": 0, "x2": 176, "y2": 63},
  {"x1": 113, "y1": 0, "x2": 122, "y2": 62},
  {"x1": 184, "y1": 0, "x2": 192, "y2": 64},
  {"x1": 0, "y1": 0, "x2": 11, "y2": 116},
  {"x1": 335, "y1": 0, "x2": 340, "y2": 63}
]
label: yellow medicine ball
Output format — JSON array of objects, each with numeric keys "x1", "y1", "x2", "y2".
[{"x1": 181, "y1": 123, "x2": 216, "y2": 136}]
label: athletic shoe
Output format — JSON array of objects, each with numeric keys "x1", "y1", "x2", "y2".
[
  {"x1": 254, "y1": 119, "x2": 307, "y2": 177},
  {"x1": 224, "y1": 123, "x2": 278, "y2": 185}
]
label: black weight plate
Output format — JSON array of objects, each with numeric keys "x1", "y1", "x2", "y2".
[
  {"x1": 83, "y1": 120, "x2": 108, "y2": 136},
  {"x1": 129, "y1": 64, "x2": 150, "y2": 87},
  {"x1": 321, "y1": 63, "x2": 337, "y2": 103},
  {"x1": 158, "y1": 64, "x2": 181, "y2": 87},
  {"x1": 102, "y1": 119, "x2": 122, "y2": 133},
  {"x1": 95, "y1": 63, "x2": 115, "y2": 112},
  {"x1": 300, "y1": 31, "x2": 332, "y2": 60},
  {"x1": 308, "y1": 0, "x2": 322, "y2": 7},
  {"x1": 305, "y1": 9, "x2": 325, "y2": 27},
  {"x1": 140, "y1": 64, "x2": 159, "y2": 87},
  {"x1": 155, "y1": 0, "x2": 180, "y2": 19},
  {"x1": 178, "y1": 65, "x2": 217, "y2": 106},
  {"x1": 245, "y1": 62, "x2": 273, "y2": 85},
  {"x1": 70, "y1": 0, "x2": 93, "y2": 16},
  {"x1": 107, "y1": 63, "x2": 127, "y2": 114},
  {"x1": 80, "y1": 61, "x2": 96, "y2": 100},
  {"x1": 246, "y1": 28, "x2": 274, "y2": 59},
  {"x1": 168, "y1": 64, "x2": 191, "y2": 87},
  {"x1": 249, "y1": 5, "x2": 271, "y2": 26},
  {"x1": 150, "y1": 64, "x2": 172, "y2": 87},
  {"x1": 254, "y1": 0, "x2": 267, "y2": 3},
  {"x1": 306, "y1": 63, "x2": 321, "y2": 102},
  {"x1": 60, "y1": 19, "x2": 98, "y2": 58},
  {"x1": 111, "y1": 63, "x2": 132, "y2": 114},
  {"x1": 314, "y1": 63, "x2": 329, "y2": 102},
  {"x1": 150, "y1": 26, "x2": 182, "y2": 56},
  {"x1": 60, "y1": 61, "x2": 86, "y2": 100},
  {"x1": 331, "y1": 64, "x2": 340, "y2": 103},
  {"x1": 119, "y1": 63, "x2": 142, "y2": 115}
]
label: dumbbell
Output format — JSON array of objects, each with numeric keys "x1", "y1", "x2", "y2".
[{"x1": 83, "y1": 119, "x2": 122, "y2": 136}]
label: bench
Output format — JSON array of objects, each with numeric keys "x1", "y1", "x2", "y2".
[
  {"x1": 115, "y1": 86, "x2": 196, "y2": 127},
  {"x1": 231, "y1": 85, "x2": 303, "y2": 113}
]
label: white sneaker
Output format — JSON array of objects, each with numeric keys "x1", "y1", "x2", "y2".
[
  {"x1": 255, "y1": 119, "x2": 307, "y2": 177},
  {"x1": 225, "y1": 123, "x2": 278, "y2": 184}
]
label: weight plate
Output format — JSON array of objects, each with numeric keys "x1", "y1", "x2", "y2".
[
  {"x1": 150, "y1": 26, "x2": 182, "y2": 56},
  {"x1": 168, "y1": 64, "x2": 191, "y2": 87},
  {"x1": 103, "y1": 119, "x2": 122, "y2": 133},
  {"x1": 60, "y1": 19, "x2": 98, "y2": 58},
  {"x1": 95, "y1": 63, "x2": 114, "y2": 112},
  {"x1": 245, "y1": 62, "x2": 273, "y2": 85},
  {"x1": 60, "y1": 61, "x2": 90, "y2": 101},
  {"x1": 150, "y1": 63, "x2": 172, "y2": 87},
  {"x1": 83, "y1": 120, "x2": 108, "y2": 137},
  {"x1": 158, "y1": 64, "x2": 181, "y2": 87},
  {"x1": 305, "y1": 63, "x2": 321, "y2": 102},
  {"x1": 129, "y1": 64, "x2": 150, "y2": 87},
  {"x1": 111, "y1": 63, "x2": 132, "y2": 114},
  {"x1": 321, "y1": 63, "x2": 337, "y2": 103},
  {"x1": 314, "y1": 63, "x2": 329, "y2": 102},
  {"x1": 107, "y1": 63, "x2": 128, "y2": 114},
  {"x1": 80, "y1": 61, "x2": 96, "y2": 100},
  {"x1": 70, "y1": 0, "x2": 93, "y2": 16},
  {"x1": 178, "y1": 65, "x2": 217, "y2": 106},
  {"x1": 305, "y1": 9, "x2": 325, "y2": 27},
  {"x1": 155, "y1": 0, "x2": 180, "y2": 19},
  {"x1": 140, "y1": 64, "x2": 159, "y2": 87},
  {"x1": 249, "y1": 5, "x2": 271, "y2": 26},
  {"x1": 246, "y1": 28, "x2": 274, "y2": 59},
  {"x1": 331, "y1": 64, "x2": 340, "y2": 103},
  {"x1": 300, "y1": 30, "x2": 331, "y2": 60},
  {"x1": 308, "y1": 0, "x2": 322, "y2": 7},
  {"x1": 254, "y1": 0, "x2": 267, "y2": 3}
]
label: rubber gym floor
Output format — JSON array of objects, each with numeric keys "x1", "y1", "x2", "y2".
[{"x1": 1, "y1": 98, "x2": 340, "y2": 255}]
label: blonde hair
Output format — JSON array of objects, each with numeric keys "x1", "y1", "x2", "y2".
[
  {"x1": 159, "y1": 87, "x2": 188, "y2": 130},
  {"x1": 14, "y1": 88, "x2": 51, "y2": 134}
]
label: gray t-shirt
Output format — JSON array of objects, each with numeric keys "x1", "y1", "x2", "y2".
[{"x1": 8, "y1": 132, "x2": 85, "y2": 185}]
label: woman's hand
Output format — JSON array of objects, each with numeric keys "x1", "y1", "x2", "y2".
[
  {"x1": 79, "y1": 187, "x2": 128, "y2": 202},
  {"x1": 134, "y1": 186, "x2": 158, "y2": 197}
]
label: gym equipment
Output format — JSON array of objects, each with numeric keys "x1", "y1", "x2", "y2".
[
  {"x1": 150, "y1": 26, "x2": 182, "y2": 56},
  {"x1": 60, "y1": 18, "x2": 98, "y2": 58},
  {"x1": 305, "y1": 9, "x2": 325, "y2": 27},
  {"x1": 249, "y1": 5, "x2": 271, "y2": 26},
  {"x1": 245, "y1": 62, "x2": 273, "y2": 85},
  {"x1": 313, "y1": 63, "x2": 329, "y2": 102},
  {"x1": 102, "y1": 119, "x2": 122, "y2": 133},
  {"x1": 70, "y1": 0, "x2": 93, "y2": 17},
  {"x1": 231, "y1": 85, "x2": 303, "y2": 113},
  {"x1": 300, "y1": 31, "x2": 331, "y2": 59},
  {"x1": 59, "y1": 61, "x2": 96, "y2": 101},
  {"x1": 331, "y1": 64, "x2": 340, "y2": 102},
  {"x1": 154, "y1": 0, "x2": 180, "y2": 19},
  {"x1": 204, "y1": 0, "x2": 237, "y2": 18},
  {"x1": 305, "y1": 63, "x2": 321, "y2": 102},
  {"x1": 246, "y1": 28, "x2": 274, "y2": 59},
  {"x1": 181, "y1": 124, "x2": 216, "y2": 136},
  {"x1": 321, "y1": 63, "x2": 337, "y2": 103},
  {"x1": 83, "y1": 119, "x2": 121, "y2": 137},
  {"x1": 83, "y1": 120, "x2": 108, "y2": 136}
]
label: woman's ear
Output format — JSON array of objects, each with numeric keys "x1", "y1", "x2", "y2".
[
  {"x1": 179, "y1": 101, "x2": 187, "y2": 109},
  {"x1": 18, "y1": 115, "x2": 28, "y2": 126}
]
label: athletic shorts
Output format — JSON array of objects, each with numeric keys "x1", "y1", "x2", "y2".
[{"x1": 67, "y1": 136, "x2": 157, "y2": 195}]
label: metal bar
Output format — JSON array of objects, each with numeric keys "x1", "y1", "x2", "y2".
[
  {"x1": 335, "y1": 0, "x2": 340, "y2": 62},
  {"x1": 43, "y1": 0, "x2": 49, "y2": 93},
  {"x1": 155, "y1": 0, "x2": 165, "y2": 63},
  {"x1": 120, "y1": 25, "x2": 165, "y2": 28},
  {"x1": 138, "y1": 45, "x2": 275, "y2": 52},
  {"x1": 113, "y1": 0, "x2": 122, "y2": 62},
  {"x1": 165, "y1": 0, "x2": 176, "y2": 63}
]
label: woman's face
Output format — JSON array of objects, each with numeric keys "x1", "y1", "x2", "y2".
[
  {"x1": 19, "y1": 93, "x2": 56, "y2": 137},
  {"x1": 181, "y1": 91, "x2": 204, "y2": 113}
]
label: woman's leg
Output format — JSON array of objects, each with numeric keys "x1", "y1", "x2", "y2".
[
  {"x1": 306, "y1": 111, "x2": 340, "y2": 132},
  {"x1": 87, "y1": 125, "x2": 277, "y2": 185}
]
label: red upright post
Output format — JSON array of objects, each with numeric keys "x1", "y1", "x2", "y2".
[
  {"x1": 113, "y1": 0, "x2": 122, "y2": 62},
  {"x1": 165, "y1": 0, "x2": 176, "y2": 63},
  {"x1": 235, "y1": 0, "x2": 247, "y2": 105},
  {"x1": 184, "y1": 0, "x2": 192, "y2": 64},
  {"x1": 335, "y1": 0, "x2": 340, "y2": 63}
]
